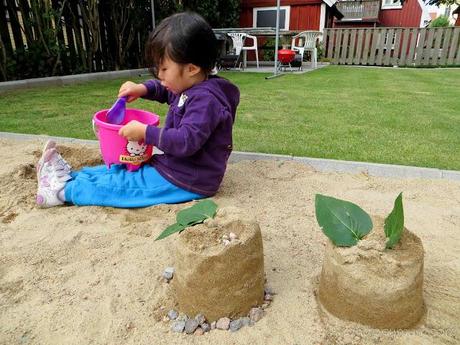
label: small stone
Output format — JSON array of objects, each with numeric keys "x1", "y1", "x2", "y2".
[
  {"x1": 264, "y1": 293, "x2": 274, "y2": 301},
  {"x1": 210, "y1": 321, "x2": 216, "y2": 330},
  {"x1": 264, "y1": 286, "x2": 276, "y2": 295},
  {"x1": 177, "y1": 313, "x2": 189, "y2": 322},
  {"x1": 167, "y1": 309, "x2": 178, "y2": 320},
  {"x1": 163, "y1": 267, "x2": 175, "y2": 280},
  {"x1": 229, "y1": 319, "x2": 243, "y2": 332},
  {"x1": 201, "y1": 322, "x2": 211, "y2": 332},
  {"x1": 216, "y1": 317, "x2": 231, "y2": 330},
  {"x1": 240, "y1": 317, "x2": 251, "y2": 327},
  {"x1": 195, "y1": 314, "x2": 206, "y2": 325},
  {"x1": 249, "y1": 307, "x2": 264, "y2": 322},
  {"x1": 222, "y1": 234, "x2": 229, "y2": 240},
  {"x1": 229, "y1": 232, "x2": 238, "y2": 240},
  {"x1": 184, "y1": 319, "x2": 199, "y2": 334},
  {"x1": 194, "y1": 327, "x2": 204, "y2": 336},
  {"x1": 171, "y1": 320, "x2": 186, "y2": 333},
  {"x1": 222, "y1": 239, "x2": 230, "y2": 246}
]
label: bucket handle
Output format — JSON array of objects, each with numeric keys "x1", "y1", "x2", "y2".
[{"x1": 92, "y1": 119, "x2": 99, "y2": 138}]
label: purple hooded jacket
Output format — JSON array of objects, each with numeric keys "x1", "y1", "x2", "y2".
[{"x1": 142, "y1": 76, "x2": 240, "y2": 196}]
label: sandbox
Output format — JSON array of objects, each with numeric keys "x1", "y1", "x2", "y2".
[
  {"x1": 318, "y1": 216, "x2": 425, "y2": 329},
  {"x1": 170, "y1": 207, "x2": 265, "y2": 322}
]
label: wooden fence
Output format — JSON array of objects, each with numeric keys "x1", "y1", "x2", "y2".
[
  {"x1": 0, "y1": 0, "x2": 154, "y2": 81},
  {"x1": 322, "y1": 27, "x2": 460, "y2": 67}
]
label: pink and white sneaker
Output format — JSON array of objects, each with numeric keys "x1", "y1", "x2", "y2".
[
  {"x1": 36, "y1": 140, "x2": 71, "y2": 180},
  {"x1": 36, "y1": 144, "x2": 72, "y2": 208}
]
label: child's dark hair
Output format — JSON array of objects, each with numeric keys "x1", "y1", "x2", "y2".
[{"x1": 145, "y1": 12, "x2": 217, "y2": 76}]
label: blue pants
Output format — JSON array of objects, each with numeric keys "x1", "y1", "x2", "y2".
[{"x1": 64, "y1": 164, "x2": 205, "y2": 208}]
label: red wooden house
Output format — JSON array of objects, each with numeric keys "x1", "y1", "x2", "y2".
[
  {"x1": 240, "y1": 0, "x2": 343, "y2": 31},
  {"x1": 239, "y1": 0, "x2": 426, "y2": 30},
  {"x1": 332, "y1": 0, "x2": 426, "y2": 27}
]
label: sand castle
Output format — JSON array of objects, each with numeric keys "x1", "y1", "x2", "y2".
[{"x1": 170, "y1": 207, "x2": 265, "y2": 322}]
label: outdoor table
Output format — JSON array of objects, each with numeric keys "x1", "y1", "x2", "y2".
[{"x1": 213, "y1": 27, "x2": 301, "y2": 68}]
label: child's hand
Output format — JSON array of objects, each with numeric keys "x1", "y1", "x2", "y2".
[
  {"x1": 118, "y1": 81, "x2": 148, "y2": 103},
  {"x1": 118, "y1": 120, "x2": 147, "y2": 141}
]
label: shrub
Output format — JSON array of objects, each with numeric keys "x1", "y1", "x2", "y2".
[{"x1": 429, "y1": 15, "x2": 451, "y2": 27}]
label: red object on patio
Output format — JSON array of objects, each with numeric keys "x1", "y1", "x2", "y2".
[{"x1": 277, "y1": 49, "x2": 296, "y2": 64}]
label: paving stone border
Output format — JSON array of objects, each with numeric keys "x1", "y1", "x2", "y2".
[
  {"x1": 0, "y1": 68, "x2": 149, "y2": 92},
  {"x1": 1, "y1": 131, "x2": 459, "y2": 181}
]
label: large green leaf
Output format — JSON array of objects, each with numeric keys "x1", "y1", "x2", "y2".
[
  {"x1": 176, "y1": 199, "x2": 218, "y2": 226},
  {"x1": 155, "y1": 199, "x2": 218, "y2": 241},
  {"x1": 315, "y1": 194, "x2": 373, "y2": 247},
  {"x1": 384, "y1": 192, "x2": 404, "y2": 249},
  {"x1": 155, "y1": 223, "x2": 185, "y2": 241}
]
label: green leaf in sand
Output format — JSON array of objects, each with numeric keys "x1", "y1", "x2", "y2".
[
  {"x1": 384, "y1": 192, "x2": 404, "y2": 249},
  {"x1": 315, "y1": 194, "x2": 373, "y2": 247},
  {"x1": 176, "y1": 199, "x2": 218, "y2": 226},
  {"x1": 155, "y1": 199, "x2": 218, "y2": 241}
]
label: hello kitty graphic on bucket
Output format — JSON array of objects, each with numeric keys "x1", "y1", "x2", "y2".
[{"x1": 92, "y1": 108, "x2": 161, "y2": 171}]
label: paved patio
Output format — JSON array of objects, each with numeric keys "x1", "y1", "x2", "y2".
[{"x1": 220, "y1": 62, "x2": 329, "y2": 74}]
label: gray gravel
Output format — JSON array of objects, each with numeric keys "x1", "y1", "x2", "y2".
[
  {"x1": 171, "y1": 320, "x2": 186, "y2": 333},
  {"x1": 184, "y1": 319, "x2": 199, "y2": 334}
]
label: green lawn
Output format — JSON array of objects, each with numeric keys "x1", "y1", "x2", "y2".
[{"x1": 1, "y1": 66, "x2": 459, "y2": 170}]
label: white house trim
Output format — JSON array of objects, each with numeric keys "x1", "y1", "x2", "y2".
[
  {"x1": 319, "y1": 3, "x2": 326, "y2": 38},
  {"x1": 381, "y1": 0, "x2": 402, "y2": 10},
  {"x1": 253, "y1": 6, "x2": 291, "y2": 31}
]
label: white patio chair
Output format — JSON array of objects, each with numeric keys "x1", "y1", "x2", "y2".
[
  {"x1": 291, "y1": 31, "x2": 322, "y2": 69},
  {"x1": 228, "y1": 32, "x2": 259, "y2": 69}
]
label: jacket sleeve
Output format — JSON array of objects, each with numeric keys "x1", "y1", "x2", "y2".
[
  {"x1": 144, "y1": 94, "x2": 222, "y2": 157},
  {"x1": 141, "y1": 79, "x2": 175, "y2": 105}
]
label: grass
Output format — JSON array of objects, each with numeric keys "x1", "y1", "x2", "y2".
[{"x1": 0, "y1": 66, "x2": 459, "y2": 170}]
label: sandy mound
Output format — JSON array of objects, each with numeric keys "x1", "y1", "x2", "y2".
[
  {"x1": 172, "y1": 207, "x2": 264, "y2": 322},
  {"x1": 319, "y1": 216, "x2": 425, "y2": 329},
  {"x1": 1, "y1": 138, "x2": 459, "y2": 345}
]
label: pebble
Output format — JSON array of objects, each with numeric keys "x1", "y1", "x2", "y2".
[
  {"x1": 222, "y1": 234, "x2": 229, "y2": 240},
  {"x1": 229, "y1": 232, "x2": 238, "y2": 240},
  {"x1": 167, "y1": 309, "x2": 178, "y2": 320},
  {"x1": 216, "y1": 317, "x2": 231, "y2": 330},
  {"x1": 195, "y1": 314, "x2": 206, "y2": 325},
  {"x1": 201, "y1": 322, "x2": 211, "y2": 332},
  {"x1": 171, "y1": 320, "x2": 186, "y2": 333},
  {"x1": 229, "y1": 319, "x2": 243, "y2": 332},
  {"x1": 241, "y1": 317, "x2": 252, "y2": 327},
  {"x1": 264, "y1": 286, "x2": 276, "y2": 295},
  {"x1": 163, "y1": 267, "x2": 175, "y2": 280},
  {"x1": 249, "y1": 307, "x2": 264, "y2": 322},
  {"x1": 264, "y1": 293, "x2": 274, "y2": 301},
  {"x1": 194, "y1": 327, "x2": 204, "y2": 336},
  {"x1": 184, "y1": 319, "x2": 199, "y2": 334},
  {"x1": 222, "y1": 239, "x2": 230, "y2": 246},
  {"x1": 177, "y1": 313, "x2": 189, "y2": 322},
  {"x1": 210, "y1": 321, "x2": 216, "y2": 330}
]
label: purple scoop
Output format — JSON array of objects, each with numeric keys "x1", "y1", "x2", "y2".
[{"x1": 106, "y1": 96, "x2": 127, "y2": 125}]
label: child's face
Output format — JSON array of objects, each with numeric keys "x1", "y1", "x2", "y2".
[{"x1": 157, "y1": 57, "x2": 203, "y2": 94}]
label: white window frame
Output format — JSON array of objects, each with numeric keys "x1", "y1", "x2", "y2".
[
  {"x1": 381, "y1": 0, "x2": 402, "y2": 10},
  {"x1": 253, "y1": 6, "x2": 291, "y2": 31}
]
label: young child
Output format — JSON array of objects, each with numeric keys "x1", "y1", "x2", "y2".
[{"x1": 36, "y1": 12, "x2": 240, "y2": 208}]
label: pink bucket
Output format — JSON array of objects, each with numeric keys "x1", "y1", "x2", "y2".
[{"x1": 92, "y1": 108, "x2": 160, "y2": 171}]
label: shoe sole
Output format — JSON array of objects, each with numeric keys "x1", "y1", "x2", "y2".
[{"x1": 36, "y1": 140, "x2": 57, "y2": 180}]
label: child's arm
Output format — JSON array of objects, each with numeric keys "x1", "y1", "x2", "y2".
[
  {"x1": 145, "y1": 95, "x2": 226, "y2": 157},
  {"x1": 118, "y1": 80, "x2": 174, "y2": 104}
]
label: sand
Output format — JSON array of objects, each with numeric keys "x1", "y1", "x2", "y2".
[{"x1": 0, "y1": 138, "x2": 459, "y2": 345}]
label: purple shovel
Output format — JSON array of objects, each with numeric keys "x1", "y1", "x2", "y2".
[{"x1": 106, "y1": 96, "x2": 127, "y2": 125}]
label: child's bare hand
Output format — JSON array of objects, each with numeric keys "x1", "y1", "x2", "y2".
[
  {"x1": 118, "y1": 81, "x2": 148, "y2": 103},
  {"x1": 118, "y1": 120, "x2": 148, "y2": 141}
]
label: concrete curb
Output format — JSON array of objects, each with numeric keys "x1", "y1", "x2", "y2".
[
  {"x1": 1, "y1": 132, "x2": 459, "y2": 182},
  {"x1": 0, "y1": 69, "x2": 150, "y2": 93}
]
